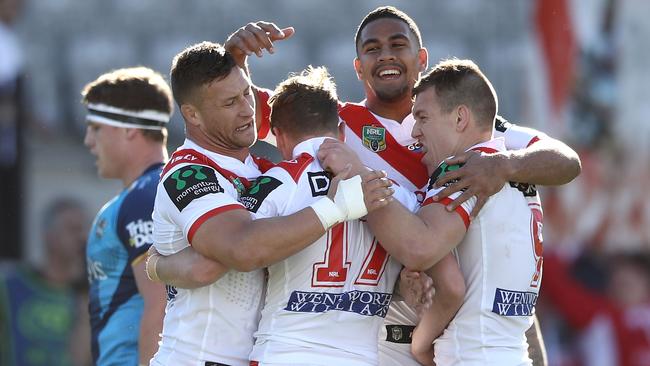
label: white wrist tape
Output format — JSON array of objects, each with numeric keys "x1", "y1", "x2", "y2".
[
  {"x1": 310, "y1": 196, "x2": 345, "y2": 230},
  {"x1": 334, "y1": 175, "x2": 368, "y2": 220}
]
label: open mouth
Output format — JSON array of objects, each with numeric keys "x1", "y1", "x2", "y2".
[
  {"x1": 235, "y1": 122, "x2": 253, "y2": 132},
  {"x1": 377, "y1": 67, "x2": 403, "y2": 80}
]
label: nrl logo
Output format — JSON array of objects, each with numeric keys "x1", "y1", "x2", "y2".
[{"x1": 362, "y1": 125, "x2": 386, "y2": 153}]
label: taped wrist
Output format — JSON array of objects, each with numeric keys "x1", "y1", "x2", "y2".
[
  {"x1": 334, "y1": 175, "x2": 368, "y2": 220},
  {"x1": 310, "y1": 197, "x2": 345, "y2": 230}
]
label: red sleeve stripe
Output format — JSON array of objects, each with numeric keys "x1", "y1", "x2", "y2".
[
  {"x1": 527, "y1": 136, "x2": 541, "y2": 147},
  {"x1": 187, "y1": 204, "x2": 246, "y2": 244},
  {"x1": 421, "y1": 197, "x2": 470, "y2": 229}
]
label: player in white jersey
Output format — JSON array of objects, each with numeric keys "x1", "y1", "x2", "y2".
[
  {"x1": 224, "y1": 7, "x2": 581, "y2": 365},
  {"x1": 149, "y1": 43, "x2": 380, "y2": 366},
  {"x1": 247, "y1": 67, "x2": 420, "y2": 365},
  {"x1": 360, "y1": 59, "x2": 544, "y2": 365}
]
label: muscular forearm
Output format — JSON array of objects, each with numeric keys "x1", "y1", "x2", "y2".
[
  {"x1": 195, "y1": 208, "x2": 326, "y2": 272},
  {"x1": 367, "y1": 201, "x2": 433, "y2": 269},
  {"x1": 156, "y1": 247, "x2": 229, "y2": 289},
  {"x1": 367, "y1": 202, "x2": 465, "y2": 271},
  {"x1": 503, "y1": 139, "x2": 581, "y2": 186}
]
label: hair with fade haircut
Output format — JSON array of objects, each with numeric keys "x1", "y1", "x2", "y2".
[
  {"x1": 81, "y1": 66, "x2": 173, "y2": 143},
  {"x1": 269, "y1": 66, "x2": 339, "y2": 139},
  {"x1": 413, "y1": 59, "x2": 498, "y2": 130},
  {"x1": 355, "y1": 6, "x2": 423, "y2": 54},
  {"x1": 170, "y1": 41, "x2": 237, "y2": 107}
]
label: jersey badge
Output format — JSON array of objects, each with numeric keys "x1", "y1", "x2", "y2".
[
  {"x1": 239, "y1": 176, "x2": 282, "y2": 213},
  {"x1": 231, "y1": 177, "x2": 246, "y2": 196},
  {"x1": 308, "y1": 171, "x2": 331, "y2": 197},
  {"x1": 163, "y1": 164, "x2": 223, "y2": 211},
  {"x1": 362, "y1": 125, "x2": 387, "y2": 153}
]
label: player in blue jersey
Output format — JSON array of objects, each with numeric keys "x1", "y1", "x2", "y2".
[{"x1": 81, "y1": 67, "x2": 171, "y2": 366}]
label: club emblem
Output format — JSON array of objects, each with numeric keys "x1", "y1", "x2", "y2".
[{"x1": 362, "y1": 125, "x2": 386, "y2": 152}]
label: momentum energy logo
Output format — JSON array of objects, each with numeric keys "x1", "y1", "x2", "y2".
[
  {"x1": 491, "y1": 288, "x2": 538, "y2": 316},
  {"x1": 239, "y1": 175, "x2": 282, "y2": 213},
  {"x1": 163, "y1": 165, "x2": 223, "y2": 211},
  {"x1": 285, "y1": 290, "x2": 392, "y2": 318}
]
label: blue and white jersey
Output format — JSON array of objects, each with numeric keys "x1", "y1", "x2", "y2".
[{"x1": 86, "y1": 163, "x2": 162, "y2": 366}]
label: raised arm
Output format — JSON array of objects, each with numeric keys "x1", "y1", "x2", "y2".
[{"x1": 434, "y1": 123, "x2": 581, "y2": 217}]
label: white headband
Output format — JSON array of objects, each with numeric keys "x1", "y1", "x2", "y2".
[{"x1": 86, "y1": 103, "x2": 170, "y2": 130}]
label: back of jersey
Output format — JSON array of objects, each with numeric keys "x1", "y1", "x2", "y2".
[{"x1": 248, "y1": 138, "x2": 407, "y2": 366}]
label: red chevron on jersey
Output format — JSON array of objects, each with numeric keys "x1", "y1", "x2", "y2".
[
  {"x1": 252, "y1": 155, "x2": 276, "y2": 173},
  {"x1": 339, "y1": 103, "x2": 428, "y2": 188},
  {"x1": 274, "y1": 153, "x2": 314, "y2": 183},
  {"x1": 162, "y1": 149, "x2": 252, "y2": 191}
]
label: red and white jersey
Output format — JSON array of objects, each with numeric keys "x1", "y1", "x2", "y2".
[
  {"x1": 423, "y1": 138, "x2": 543, "y2": 366},
  {"x1": 257, "y1": 90, "x2": 544, "y2": 365},
  {"x1": 337, "y1": 101, "x2": 543, "y2": 366},
  {"x1": 247, "y1": 137, "x2": 419, "y2": 366},
  {"x1": 150, "y1": 139, "x2": 265, "y2": 366}
]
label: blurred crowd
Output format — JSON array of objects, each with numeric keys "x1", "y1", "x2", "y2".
[{"x1": 1, "y1": 0, "x2": 649, "y2": 365}]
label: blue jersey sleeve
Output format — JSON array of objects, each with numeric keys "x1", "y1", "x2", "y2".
[{"x1": 116, "y1": 172, "x2": 159, "y2": 265}]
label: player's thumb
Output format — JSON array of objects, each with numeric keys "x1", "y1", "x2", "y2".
[{"x1": 277, "y1": 27, "x2": 295, "y2": 40}]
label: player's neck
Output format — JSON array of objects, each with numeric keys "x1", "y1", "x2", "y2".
[
  {"x1": 119, "y1": 145, "x2": 167, "y2": 187},
  {"x1": 188, "y1": 130, "x2": 250, "y2": 163},
  {"x1": 365, "y1": 95, "x2": 413, "y2": 123}
]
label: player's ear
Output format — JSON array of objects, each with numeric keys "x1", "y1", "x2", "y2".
[
  {"x1": 418, "y1": 47, "x2": 428, "y2": 73},
  {"x1": 181, "y1": 103, "x2": 201, "y2": 127},
  {"x1": 124, "y1": 127, "x2": 139, "y2": 140},
  {"x1": 353, "y1": 58, "x2": 363, "y2": 81},
  {"x1": 456, "y1": 105, "x2": 471, "y2": 132},
  {"x1": 337, "y1": 121, "x2": 346, "y2": 142}
]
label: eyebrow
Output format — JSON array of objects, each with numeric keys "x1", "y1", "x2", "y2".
[
  {"x1": 220, "y1": 85, "x2": 250, "y2": 105},
  {"x1": 360, "y1": 33, "x2": 411, "y2": 49}
]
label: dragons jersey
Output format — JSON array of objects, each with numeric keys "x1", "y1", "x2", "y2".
[
  {"x1": 256, "y1": 89, "x2": 543, "y2": 365},
  {"x1": 337, "y1": 101, "x2": 543, "y2": 366},
  {"x1": 422, "y1": 139, "x2": 543, "y2": 365},
  {"x1": 86, "y1": 163, "x2": 162, "y2": 366},
  {"x1": 151, "y1": 139, "x2": 266, "y2": 366},
  {"x1": 247, "y1": 137, "x2": 419, "y2": 366}
]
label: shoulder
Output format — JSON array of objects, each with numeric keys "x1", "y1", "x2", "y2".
[
  {"x1": 272, "y1": 152, "x2": 315, "y2": 183},
  {"x1": 338, "y1": 102, "x2": 369, "y2": 125}
]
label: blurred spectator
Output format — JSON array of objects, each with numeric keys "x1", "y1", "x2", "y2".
[
  {"x1": 0, "y1": 197, "x2": 92, "y2": 366},
  {"x1": 0, "y1": 0, "x2": 25, "y2": 259},
  {"x1": 542, "y1": 251, "x2": 650, "y2": 366}
]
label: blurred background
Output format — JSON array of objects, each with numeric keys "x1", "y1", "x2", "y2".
[{"x1": 0, "y1": 0, "x2": 648, "y2": 365}]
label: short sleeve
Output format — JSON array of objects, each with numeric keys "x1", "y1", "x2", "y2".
[
  {"x1": 392, "y1": 184, "x2": 420, "y2": 213},
  {"x1": 117, "y1": 181, "x2": 158, "y2": 265},
  {"x1": 240, "y1": 167, "x2": 296, "y2": 219},
  {"x1": 493, "y1": 115, "x2": 545, "y2": 150},
  {"x1": 157, "y1": 163, "x2": 246, "y2": 244}
]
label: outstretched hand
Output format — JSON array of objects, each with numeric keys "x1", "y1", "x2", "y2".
[
  {"x1": 225, "y1": 21, "x2": 295, "y2": 67},
  {"x1": 432, "y1": 151, "x2": 509, "y2": 218}
]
